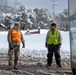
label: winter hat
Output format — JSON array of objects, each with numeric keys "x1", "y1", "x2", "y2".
[
  {"x1": 51, "y1": 23, "x2": 56, "y2": 27},
  {"x1": 15, "y1": 22, "x2": 20, "y2": 26}
]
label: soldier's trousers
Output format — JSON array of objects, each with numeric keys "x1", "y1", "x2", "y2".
[
  {"x1": 47, "y1": 44, "x2": 61, "y2": 66},
  {"x1": 8, "y1": 45, "x2": 20, "y2": 66}
]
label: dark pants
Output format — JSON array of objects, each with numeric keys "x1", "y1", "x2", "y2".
[{"x1": 47, "y1": 44, "x2": 61, "y2": 66}]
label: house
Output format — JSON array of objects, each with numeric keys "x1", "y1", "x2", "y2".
[{"x1": 25, "y1": 27, "x2": 40, "y2": 35}]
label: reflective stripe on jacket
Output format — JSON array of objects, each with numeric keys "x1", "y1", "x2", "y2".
[
  {"x1": 11, "y1": 28, "x2": 22, "y2": 43},
  {"x1": 47, "y1": 29, "x2": 60, "y2": 45}
]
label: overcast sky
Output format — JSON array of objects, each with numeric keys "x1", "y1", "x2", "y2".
[{"x1": 10, "y1": 0, "x2": 68, "y2": 15}]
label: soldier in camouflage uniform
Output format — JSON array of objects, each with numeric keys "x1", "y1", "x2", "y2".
[{"x1": 7, "y1": 22, "x2": 25, "y2": 70}]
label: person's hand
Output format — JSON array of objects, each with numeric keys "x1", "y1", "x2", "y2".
[
  {"x1": 58, "y1": 43, "x2": 61, "y2": 46},
  {"x1": 45, "y1": 43, "x2": 48, "y2": 48},
  {"x1": 22, "y1": 42, "x2": 25, "y2": 48},
  {"x1": 58, "y1": 43, "x2": 61, "y2": 48},
  {"x1": 22, "y1": 45, "x2": 25, "y2": 48},
  {"x1": 9, "y1": 42, "x2": 13, "y2": 49}
]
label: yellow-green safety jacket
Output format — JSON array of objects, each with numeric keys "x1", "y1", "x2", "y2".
[{"x1": 45, "y1": 29, "x2": 62, "y2": 45}]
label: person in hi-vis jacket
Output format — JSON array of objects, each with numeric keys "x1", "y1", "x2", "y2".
[{"x1": 45, "y1": 23, "x2": 62, "y2": 67}]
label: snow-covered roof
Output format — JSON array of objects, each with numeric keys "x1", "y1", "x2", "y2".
[{"x1": 0, "y1": 23, "x2": 6, "y2": 28}]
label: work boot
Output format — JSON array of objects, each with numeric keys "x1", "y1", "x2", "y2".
[
  {"x1": 14, "y1": 66, "x2": 18, "y2": 70},
  {"x1": 7, "y1": 64, "x2": 12, "y2": 70},
  {"x1": 7, "y1": 65, "x2": 12, "y2": 70},
  {"x1": 46, "y1": 64, "x2": 51, "y2": 67},
  {"x1": 58, "y1": 65, "x2": 62, "y2": 68},
  {"x1": 57, "y1": 64, "x2": 62, "y2": 68},
  {"x1": 7, "y1": 67, "x2": 12, "y2": 70}
]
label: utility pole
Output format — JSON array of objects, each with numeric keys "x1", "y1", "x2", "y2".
[{"x1": 51, "y1": 0, "x2": 58, "y2": 22}]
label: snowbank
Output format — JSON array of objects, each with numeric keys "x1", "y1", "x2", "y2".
[{"x1": 0, "y1": 29, "x2": 70, "y2": 58}]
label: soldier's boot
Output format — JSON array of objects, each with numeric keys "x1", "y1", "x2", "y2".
[
  {"x1": 8, "y1": 63, "x2": 12, "y2": 70},
  {"x1": 14, "y1": 60, "x2": 18, "y2": 70},
  {"x1": 14, "y1": 65, "x2": 18, "y2": 70}
]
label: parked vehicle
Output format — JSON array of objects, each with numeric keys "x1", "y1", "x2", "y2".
[{"x1": 69, "y1": 0, "x2": 76, "y2": 74}]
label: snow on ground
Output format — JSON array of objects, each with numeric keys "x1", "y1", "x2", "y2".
[{"x1": 0, "y1": 29, "x2": 70, "y2": 58}]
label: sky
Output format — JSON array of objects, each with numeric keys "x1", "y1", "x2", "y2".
[{"x1": 9, "y1": 0, "x2": 68, "y2": 15}]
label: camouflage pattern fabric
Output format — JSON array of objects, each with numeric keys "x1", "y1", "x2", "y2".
[{"x1": 8, "y1": 45, "x2": 20, "y2": 67}]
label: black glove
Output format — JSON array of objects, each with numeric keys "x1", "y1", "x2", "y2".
[
  {"x1": 45, "y1": 43, "x2": 48, "y2": 48},
  {"x1": 58, "y1": 43, "x2": 61, "y2": 48},
  {"x1": 9, "y1": 42, "x2": 13, "y2": 49},
  {"x1": 22, "y1": 42, "x2": 25, "y2": 48},
  {"x1": 58, "y1": 43, "x2": 61, "y2": 46}
]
